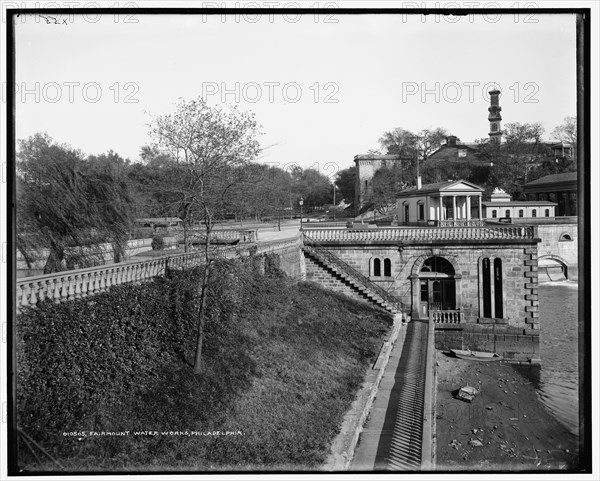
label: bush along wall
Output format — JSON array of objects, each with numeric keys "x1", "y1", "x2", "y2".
[{"x1": 16, "y1": 254, "x2": 392, "y2": 471}]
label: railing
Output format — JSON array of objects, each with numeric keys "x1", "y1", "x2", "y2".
[
  {"x1": 429, "y1": 310, "x2": 464, "y2": 324},
  {"x1": 16, "y1": 237, "x2": 301, "y2": 313},
  {"x1": 438, "y1": 219, "x2": 485, "y2": 227},
  {"x1": 302, "y1": 225, "x2": 536, "y2": 243},
  {"x1": 173, "y1": 229, "x2": 256, "y2": 244},
  {"x1": 302, "y1": 234, "x2": 405, "y2": 313}
]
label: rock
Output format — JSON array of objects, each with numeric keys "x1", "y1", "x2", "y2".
[
  {"x1": 486, "y1": 406, "x2": 493, "y2": 410},
  {"x1": 455, "y1": 385, "x2": 479, "y2": 403},
  {"x1": 469, "y1": 439, "x2": 483, "y2": 447}
]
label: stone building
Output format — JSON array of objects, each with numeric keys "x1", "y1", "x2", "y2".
[
  {"x1": 523, "y1": 172, "x2": 578, "y2": 216},
  {"x1": 353, "y1": 154, "x2": 402, "y2": 214},
  {"x1": 482, "y1": 188, "x2": 557, "y2": 220},
  {"x1": 303, "y1": 225, "x2": 541, "y2": 361},
  {"x1": 395, "y1": 179, "x2": 485, "y2": 226}
]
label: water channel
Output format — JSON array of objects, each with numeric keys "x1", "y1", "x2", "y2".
[{"x1": 516, "y1": 281, "x2": 580, "y2": 435}]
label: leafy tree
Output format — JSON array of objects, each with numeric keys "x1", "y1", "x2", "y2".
[
  {"x1": 377, "y1": 127, "x2": 449, "y2": 186},
  {"x1": 148, "y1": 97, "x2": 262, "y2": 374},
  {"x1": 551, "y1": 116, "x2": 577, "y2": 163},
  {"x1": 334, "y1": 166, "x2": 356, "y2": 205},
  {"x1": 368, "y1": 165, "x2": 408, "y2": 215},
  {"x1": 17, "y1": 133, "x2": 134, "y2": 273}
]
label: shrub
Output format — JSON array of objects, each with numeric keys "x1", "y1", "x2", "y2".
[{"x1": 151, "y1": 236, "x2": 165, "y2": 250}]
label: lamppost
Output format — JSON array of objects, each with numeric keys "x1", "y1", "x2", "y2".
[
  {"x1": 332, "y1": 184, "x2": 336, "y2": 221},
  {"x1": 299, "y1": 196, "x2": 304, "y2": 228}
]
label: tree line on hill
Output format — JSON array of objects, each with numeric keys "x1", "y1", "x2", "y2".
[
  {"x1": 16, "y1": 98, "x2": 335, "y2": 274},
  {"x1": 333, "y1": 117, "x2": 577, "y2": 214}
]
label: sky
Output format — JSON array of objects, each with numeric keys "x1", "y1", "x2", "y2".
[{"x1": 11, "y1": 6, "x2": 578, "y2": 180}]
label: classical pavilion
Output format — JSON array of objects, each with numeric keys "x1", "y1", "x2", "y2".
[{"x1": 395, "y1": 179, "x2": 485, "y2": 227}]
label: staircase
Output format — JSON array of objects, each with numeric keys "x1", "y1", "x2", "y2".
[{"x1": 302, "y1": 235, "x2": 407, "y2": 315}]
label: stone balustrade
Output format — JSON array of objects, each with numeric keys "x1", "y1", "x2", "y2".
[
  {"x1": 16, "y1": 259, "x2": 170, "y2": 313},
  {"x1": 303, "y1": 226, "x2": 536, "y2": 243},
  {"x1": 430, "y1": 310, "x2": 464, "y2": 324},
  {"x1": 16, "y1": 236, "x2": 302, "y2": 313}
]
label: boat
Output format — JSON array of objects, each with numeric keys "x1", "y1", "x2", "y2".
[{"x1": 450, "y1": 349, "x2": 503, "y2": 362}]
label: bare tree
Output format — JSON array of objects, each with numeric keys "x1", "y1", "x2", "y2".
[{"x1": 148, "y1": 98, "x2": 262, "y2": 374}]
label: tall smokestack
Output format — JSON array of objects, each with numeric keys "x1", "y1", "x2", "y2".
[
  {"x1": 488, "y1": 90, "x2": 502, "y2": 144},
  {"x1": 417, "y1": 175, "x2": 422, "y2": 190}
]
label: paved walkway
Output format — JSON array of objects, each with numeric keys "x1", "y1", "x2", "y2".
[{"x1": 351, "y1": 320, "x2": 429, "y2": 471}]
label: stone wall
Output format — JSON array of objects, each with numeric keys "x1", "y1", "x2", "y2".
[
  {"x1": 536, "y1": 223, "x2": 578, "y2": 280},
  {"x1": 304, "y1": 242, "x2": 538, "y2": 329}
]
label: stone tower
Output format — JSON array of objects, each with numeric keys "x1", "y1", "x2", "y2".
[
  {"x1": 353, "y1": 154, "x2": 402, "y2": 215},
  {"x1": 488, "y1": 90, "x2": 502, "y2": 144}
]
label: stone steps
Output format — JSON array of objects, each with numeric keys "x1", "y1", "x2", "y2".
[{"x1": 303, "y1": 248, "x2": 400, "y2": 314}]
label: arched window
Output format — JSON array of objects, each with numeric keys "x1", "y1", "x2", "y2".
[
  {"x1": 417, "y1": 201, "x2": 425, "y2": 221},
  {"x1": 481, "y1": 257, "x2": 503, "y2": 319},
  {"x1": 421, "y1": 257, "x2": 455, "y2": 275},
  {"x1": 384, "y1": 258, "x2": 392, "y2": 277},
  {"x1": 505, "y1": 209, "x2": 511, "y2": 218},
  {"x1": 373, "y1": 258, "x2": 381, "y2": 277},
  {"x1": 545, "y1": 209, "x2": 550, "y2": 217},
  {"x1": 492, "y1": 210, "x2": 497, "y2": 218},
  {"x1": 532, "y1": 209, "x2": 537, "y2": 217},
  {"x1": 559, "y1": 233, "x2": 572, "y2": 242},
  {"x1": 518, "y1": 209, "x2": 524, "y2": 217}
]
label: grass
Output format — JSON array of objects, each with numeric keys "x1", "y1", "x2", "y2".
[{"x1": 16, "y1": 264, "x2": 392, "y2": 472}]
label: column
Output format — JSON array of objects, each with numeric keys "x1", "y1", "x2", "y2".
[
  {"x1": 466, "y1": 196, "x2": 471, "y2": 221},
  {"x1": 478, "y1": 196, "x2": 482, "y2": 220},
  {"x1": 452, "y1": 196, "x2": 457, "y2": 221}
]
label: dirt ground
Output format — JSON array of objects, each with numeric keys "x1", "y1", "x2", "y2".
[{"x1": 435, "y1": 351, "x2": 579, "y2": 472}]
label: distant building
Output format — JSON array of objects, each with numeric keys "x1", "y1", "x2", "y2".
[
  {"x1": 354, "y1": 154, "x2": 402, "y2": 214},
  {"x1": 482, "y1": 188, "x2": 557, "y2": 220},
  {"x1": 523, "y1": 172, "x2": 577, "y2": 216},
  {"x1": 395, "y1": 179, "x2": 485, "y2": 227}
]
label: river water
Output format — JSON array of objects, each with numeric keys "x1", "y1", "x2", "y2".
[{"x1": 517, "y1": 281, "x2": 580, "y2": 435}]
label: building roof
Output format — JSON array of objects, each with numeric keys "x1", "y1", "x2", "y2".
[
  {"x1": 397, "y1": 180, "x2": 485, "y2": 197},
  {"x1": 482, "y1": 201, "x2": 557, "y2": 206},
  {"x1": 354, "y1": 154, "x2": 403, "y2": 161},
  {"x1": 524, "y1": 172, "x2": 577, "y2": 186}
]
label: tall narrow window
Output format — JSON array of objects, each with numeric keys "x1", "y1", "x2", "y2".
[
  {"x1": 492, "y1": 210, "x2": 497, "y2": 218},
  {"x1": 418, "y1": 203, "x2": 425, "y2": 221},
  {"x1": 532, "y1": 209, "x2": 537, "y2": 217},
  {"x1": 545, "y1": 209, "x2": 550, "y2": 217},
  {"x1": 519, "y1": 209, "x2": 524, "y2": 217},
  {"x1": 373, "y1": 258, "x2": 381, "y2": 277},
  {"x1": 494, "y1": 258, "x2": 503, "y2": 318},
  {"x1": 505, "y1": 209, "x2": 511, "y2": 218},
  {"x1": 482, "y1": 258, "x2": 492, "y2": 318},
  {"x1": 384, "y1": 258, "x2": 391, "y2": 277}
]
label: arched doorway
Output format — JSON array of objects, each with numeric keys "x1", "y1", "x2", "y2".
[{"x1": 418, "y1": 257, "x2": 456, "y2": 317}]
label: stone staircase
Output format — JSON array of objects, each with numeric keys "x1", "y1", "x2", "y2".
[{"x1": 302, "y1": 240, "x2": 407, "y2": 315}]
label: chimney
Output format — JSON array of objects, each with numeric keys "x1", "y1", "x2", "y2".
[
  {"x1": 488, "y1": 90, "x2": 502, "y2": 144},
  {"x1": 446, "y1": 135, "x2": 458, "y2": 147},
  {"x1": 417, "y1": 175, "x2": 422, "y2": 190}
]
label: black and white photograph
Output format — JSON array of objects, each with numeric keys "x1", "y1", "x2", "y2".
[{"x1": 1, "y1": 2, "x2": 596, "y2": 479}]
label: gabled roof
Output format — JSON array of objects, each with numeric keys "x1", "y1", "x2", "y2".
[
  {"x1": 524, "y1": 172, "x2": 577, "y2": 186},
  {"x1": 396, "y1": 180, "x2": 485, "y2": 197}
]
